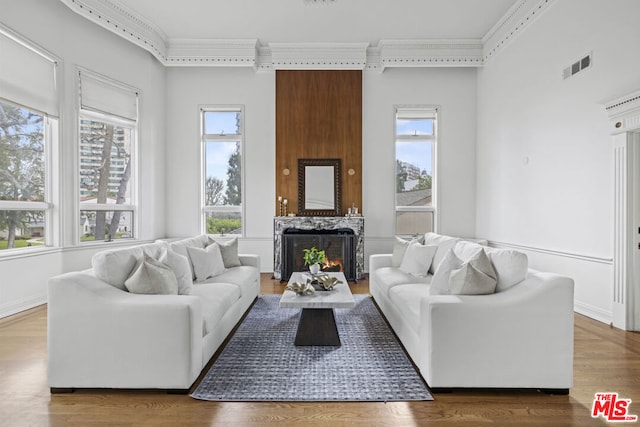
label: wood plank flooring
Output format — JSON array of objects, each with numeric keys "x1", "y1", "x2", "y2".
[{"x1": 0, "y1": 273, "x2": 638, "y2": 426}]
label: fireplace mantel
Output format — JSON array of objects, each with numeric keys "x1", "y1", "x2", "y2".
[{"x1": 273, "y1": 216, "x2": 364, "y2": 280}]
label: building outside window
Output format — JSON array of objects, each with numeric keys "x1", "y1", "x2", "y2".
[
  {"x1": 201, "y1": 107, "x2": 244, "y2": 235},
  {"x1": 395, "y1": 106, "x2": 437, "y2": 236},
  {"x1": 0, "y1": 25, "x2": 59, "y2": 252},
  {"x1": 78, "y1": 69, "x2": 138, "y2": 243}
]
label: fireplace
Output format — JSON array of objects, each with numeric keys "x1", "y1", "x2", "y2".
[
  {"x1": 273, "y1": 216, "x2": 364, "y2": 281},
  {"x1": 282, "y1": 228, "x2": 356, "y2": 281}
]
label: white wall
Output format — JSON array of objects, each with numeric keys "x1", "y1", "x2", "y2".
[
  {"x1": 0, "y1": 0, "x2": 166, "y2": 317},
  {"x1": 165, "y1": 66, "x2": 477, "y2": 272},
  {"x1": 476, "y1": 0, "x2": 640, "y2": 323},
  {"x1": 165, "y1": 68, "x2": 276, "y2": 269},
  {"x1": 363, "y1": 67, "x2": 478, "y2": 259}
]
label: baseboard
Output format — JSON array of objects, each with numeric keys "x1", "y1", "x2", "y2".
[
  {"x1": 0, "y1": 294, "x2": 47, "y2": 319},
  {"x1": 574, "y1": 301, "x2": 612, "y2": 325}
]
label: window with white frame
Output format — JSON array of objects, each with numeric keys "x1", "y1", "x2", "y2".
[
  {"x1": 78, "y1": 69, "x2": 138, "y2": 243},
  {"x1": 201, "y1": 107, "x2": 243, "y2": 235},
  {"x1": 395, "y1": 106, "x2": 437, "y2": 236},
  {"x1": 0, "y1": 25, "x2": 59, "y2": 251}
]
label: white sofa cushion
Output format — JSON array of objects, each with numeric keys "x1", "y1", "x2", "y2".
[
  {"x1": 124, "y1": 254, "x2": 179, "y2": 295},
  {"x1": 190, "y1": 282, "x2": 241, "y2": 336},
  {"x1": 187, "y1": 243, "x2": 226, "y2": 282},
  {"x1": 449, "y1": 248, "x2": 497, "y2": 295},
  {"x1": 159, "y1": 248, "x2": 193, "y2": 295},
  {"x1": 204, "y1": 265, "x2": 257, "y2": 297},
  {"x1": 92, "y1": 242, "x2": 166, "y2": 291},
  {"x1": 373, "y1": 267, "x2": 430, "y2": 298},
  {"x1": 399, "y1": 242, "x2": 437, "y2": 277},
  {"x1": 454, "y1": 240, "x2": 528, "y2": 292},
  {"x1": 424, "y1": 232, "x2": 460, "y2": 274}
]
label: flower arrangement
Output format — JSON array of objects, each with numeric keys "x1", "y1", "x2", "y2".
[{"x1": 303, "y1": 246, "x2": 326, "y2": 266}]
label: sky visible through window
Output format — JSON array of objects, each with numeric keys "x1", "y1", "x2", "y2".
[
  {"x1": 396, "y1": 118, "x2": 433, "y2": 175},
  {"x1": 204, "y1": 112, "x2": 240, "y2": 183}
]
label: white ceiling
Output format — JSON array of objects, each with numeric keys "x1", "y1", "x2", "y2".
[{"x1": 110, "y1": 0, "x2": 519, "y2": 45}]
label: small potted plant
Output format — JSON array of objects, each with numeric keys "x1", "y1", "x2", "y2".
[{"x1": 303, "y1": 246, "x2": 326, "y2": 275}]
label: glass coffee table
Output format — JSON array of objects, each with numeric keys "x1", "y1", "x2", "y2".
[{"x1": 279, "y1": 272, "x2": 355, "y2": 346}]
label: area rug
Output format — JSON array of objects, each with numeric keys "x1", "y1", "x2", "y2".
[{"x1": 190, "y1": 294, "x2": 433, "y2": 402}]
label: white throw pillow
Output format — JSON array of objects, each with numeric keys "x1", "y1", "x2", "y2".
[
  {"x1": 399, "y1": 242, "x2": 437, "y2": 277},
  {"x1": 187, "y1": 243, "x2": 226, "y2": 282},
  {"x1": 487, "y1": 248, "x2": 528, "y2": 292},
  {"x1": 391, "y1": 236, "x2": 413, "y2": 268},
  {"x1": 209, "y1": 236, "x2": 242, "y2": 268},
  {"x1": 449, "y1": 248, "x2": 497, "y2": 295},
  {"x1": 424, "y1": 232, "x2": 460, "y2": 274},
  {"x1": 430, "y1": 249, "x2": 462, "y2": 295},
  {"x1": 159, "y1": 248, "x2": 193, "y2": 295},
  {"x1": 124, "y1": 254, "x2": 179, "y2": 295}
]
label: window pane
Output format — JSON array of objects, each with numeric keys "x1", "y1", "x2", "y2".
[
  {"x1": 205, "y1": 211, "x2": 241, "y2": 235},
  {"x1": 396, "y1": 211, "x2": 433, "y2": 236},
  {"x1": 204, "y1": 111, "x2": 241, "y2": 135},
  {"x1": 80, "y1": 210, "x2": 133, "y2": 242},
  {"x1": 396, "y1": 140, "x2": 432, "y2": 207},
  {"x1": 205, "y1": 141, "x2": 241, "y2": 206},
  {"x1": 0, "y1": 102, "x2": 45, "y2": 202},
  {"x1": 0, "y1": 210, "x2": 45, "y2": 249},
  {"x1": 396, "y1": 118, "x2": 433, "y2": 136},
  {"x1": 79, "y1": 119, "x2": 132, "y2": 204}
]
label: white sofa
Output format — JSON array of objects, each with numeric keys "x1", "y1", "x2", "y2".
[
  {"x1": 47, "y1": 235, "x2": 259, "y2": 392},
  {"x1": 369, "y1": 233, "x2": 574, "y2": 393}
]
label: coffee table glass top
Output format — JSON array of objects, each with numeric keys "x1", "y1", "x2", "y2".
[{"x1": 279, "y1": 272, "x2": 355, "y2": 309}]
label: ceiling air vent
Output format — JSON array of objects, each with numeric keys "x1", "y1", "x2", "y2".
[{"x1": 563, "y1": 53, "x2": 592, "y2": 80}]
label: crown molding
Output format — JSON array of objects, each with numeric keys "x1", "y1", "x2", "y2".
[
  {"x1": 377, "y1": 39, "x2": 483, "y2": 71},
  {"x1": 267, "y1": 42, "x2": 369, "y2": 70},
  {"x1": 482, "y1": 0, "x2": 556, "y2": 62},
  {"x1": 165, "y1": 39, "x2": 258, "y2": 67},
  {"x1": 59, "y1": 0, "x2": 170, "y2": 62},
  {"x1": 60, "y1": 0, "x2": 553, "y2": 70},
  {"x1": 604, "y1": 89, "x2": 640, "y2": 135}
]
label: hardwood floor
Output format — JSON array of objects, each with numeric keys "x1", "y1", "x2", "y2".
[{"x1": 1, "y1": 273, "x2": 638, "y2": 426}]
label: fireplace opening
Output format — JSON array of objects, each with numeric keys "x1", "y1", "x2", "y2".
[{"x1": 282, "y1": 228, "x2": 356, "y2": 281}]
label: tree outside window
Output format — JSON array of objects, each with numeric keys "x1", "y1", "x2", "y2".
[
  {"x1": 79, "y1": 117, "x2": 134, "y2": 241},
  {"x1": 0, "y1": 101, "x2": 47, "y2": 250},
  {"x1": 202, "y1": 108, "x2": 243, "y2": 235}
]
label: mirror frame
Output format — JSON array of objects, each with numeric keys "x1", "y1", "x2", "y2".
[{"x1": 297, "y1": 158, "x2": 341, "y2": 217}]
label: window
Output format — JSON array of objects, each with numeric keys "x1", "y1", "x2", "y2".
[
  {"x1": 201, "y1": 107, "x2": 243, "y2": 235},
  {"x1": 395, "y1": 106, "x2": 437, "y2": 236},
  {"x1": 0, "y1": 25, "x2": 59, "y2": 252},
  {"x1": 78, "y1": 69, "x2": 138, "y2": 243}
]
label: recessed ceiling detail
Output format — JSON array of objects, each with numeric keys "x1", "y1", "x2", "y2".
[{"x1": 59, "y1": 0, "x2": 553, "y2": 70}]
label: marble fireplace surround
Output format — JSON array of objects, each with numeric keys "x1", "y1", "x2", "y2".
[{"x1": 274, "y1": 216, "x2": 364, "y2": 280}]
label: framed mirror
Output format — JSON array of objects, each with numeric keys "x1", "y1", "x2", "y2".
[{"x1": 298, "y1": 158, "x2": 341, "y2": 216}]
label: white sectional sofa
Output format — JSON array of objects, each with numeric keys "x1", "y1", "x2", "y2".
[
  {"x1": 370, "y1": 233, "x2": 574, "y2": 393},
  {"x1": 47, "y1": 235, "x2": 259, "y2": 392}
]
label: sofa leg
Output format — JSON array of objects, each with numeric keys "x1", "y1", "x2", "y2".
[
  {"x1": 50, "y1": 387, "x2": 75, "y2": 394},
  {"x1": 166, "y1": 388, "x2": 190, "y2": 395},
  {"x1": 429, "y1": 388, "x2": 453, "y2": 394},
  {"x1": 542, "y1": 388, "x2": 570, "y2": 395}
]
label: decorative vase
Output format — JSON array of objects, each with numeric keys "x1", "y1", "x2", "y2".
[{"x1": 309, "y1": 263, "x2": 320, "y2": 275}]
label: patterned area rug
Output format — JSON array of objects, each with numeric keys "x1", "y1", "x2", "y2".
[{"x1": 190, "y1": 294, "x2": 433, "y2": 402}]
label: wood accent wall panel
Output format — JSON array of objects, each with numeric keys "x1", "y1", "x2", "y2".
[{"x1": 275, "y1": 70, "x2": 362, "y2": 216}]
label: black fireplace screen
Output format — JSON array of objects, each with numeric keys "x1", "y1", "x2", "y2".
[{"x1": 282, "y1": 228, "x2": 356, "y2": 281}]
